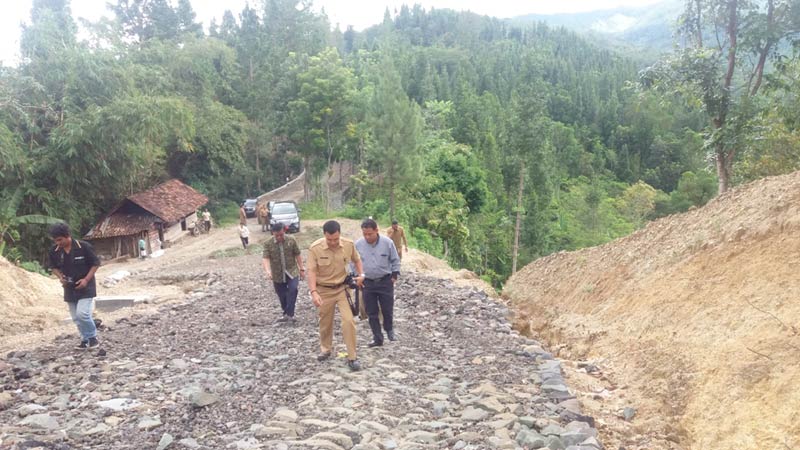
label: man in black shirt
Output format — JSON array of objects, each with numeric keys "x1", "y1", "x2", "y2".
[{"x1": 47, "y1": 223, "x2": 101, "y2": 349}]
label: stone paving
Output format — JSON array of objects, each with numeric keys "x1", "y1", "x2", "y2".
[{"x1": 0, "y1": 254, "x2": 601, "y2": 450}]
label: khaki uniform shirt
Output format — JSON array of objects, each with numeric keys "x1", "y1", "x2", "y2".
[
  {"x1": 385, "y1": 226, "x2": 407, "y2": 250},
  {"x1": 262, "y1": 235, "x2": 301, "y2": 282},
  {"x1": 307, "y1": 237, "x2": 361, "y2": 287}
]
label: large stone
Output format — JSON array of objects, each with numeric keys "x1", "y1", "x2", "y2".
[
  {"x1": 273, "y1": 409, "x2": 298, "y2": 422},
  {"x1": 516, "y1": 429, "x2": 547, "y2": 448},
  {"x1": 0, "y1": 391, "x2": 14, "y2": 410},
  {"x1": 19, "y1": 413, "x2": 60, "y2": 430},
  {"x1": 179, "y1": 438, "x2": 200, "y2": 449},
  {"x1": 97, "y1": 398, "x2": 142, "y2": 411},
  {"x1": 405, "y1": 430, "x2": 439, "y2": 444},
  {"x1": 461, "y1": 407, "x2": 489, "y2": 421},
  {"x1": 475, "y1": 397, "x2": 505, "y2": 414},
  {"x1": 84, "y1": 423, "x2": 111, "y2": 435},
  {"x1": 17, "y1": 404, "x2": 46, "y2": 417},
  {"x1": 137, "y1": 416, "x2": 163, "y2": 430},
  {"x1": 157, "y1": 432, "x2": 174, "y2": 450},
  {"x1": 312, "y1": 432, "x2": 354, "y2": 448},
  {"x1": 190, "y1": 391, "x2": 220, "y2": 408}
]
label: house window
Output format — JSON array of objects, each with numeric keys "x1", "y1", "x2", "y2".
[{"x1": 181, "y1": 219, "x2": 186, "y2": 231}]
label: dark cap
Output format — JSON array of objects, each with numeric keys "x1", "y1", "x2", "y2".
[{"x1": 391, "y1": 220, "x2": 398, "y2": 225}]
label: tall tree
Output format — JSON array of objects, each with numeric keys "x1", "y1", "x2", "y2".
[
  {"x1": 368, "y1": 57, "x2": 423, "y2": 218},
  {"x1": 288, "y1": 48, "x2": 356, "y2": 206},
  {"x1": 645, "y1": 0, "x2": 800, "y2": 193}
]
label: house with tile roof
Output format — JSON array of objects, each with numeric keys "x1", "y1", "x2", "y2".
[{"x1": 84, "y1": 179, "x2": 208, "y2": 259}]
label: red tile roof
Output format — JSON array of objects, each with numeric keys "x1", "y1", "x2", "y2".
[
  {"x1": 84, "y1": 211, "x2": 159, "y2": 239},
  {"x1": 127, "y1": 179, "x2": 208, "y2": 223},
  {"x1": 85, "y1": 179, "x2": 207, "y2": 240}
]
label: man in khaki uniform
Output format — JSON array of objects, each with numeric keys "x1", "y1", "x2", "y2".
[
  {"x1": 307, "y1": 220, "x2": 366, "y2": 371},
  {"x1": 257, "y1": 203, "x2": 270, "y2": 232},
  {"x1": 385, "y1": 220, "x2": 409, "y2": 259}
]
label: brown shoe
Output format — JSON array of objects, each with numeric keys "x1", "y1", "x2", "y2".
[{"x1": 316, "y1": 351, "x2": 331, "y2": 361}]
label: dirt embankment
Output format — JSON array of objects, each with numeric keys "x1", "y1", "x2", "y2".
[
  {"x1": 504, "y1": 172, "x2": 800, "y2": 449},
  {"x1": 0, "y1": 256, "x2": 63, "y2": 336}
]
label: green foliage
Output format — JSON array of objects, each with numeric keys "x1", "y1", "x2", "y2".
[
  {"x1": 5, "y1": 0, "x2": 793, "y2": 285},
  {"x1": 20, "y1": 260, "x2": 48, "y2": 275},
  {"x1": 296, "y1": 200, "x2": 331, "y2": 220},
  {"x1": 207, "y1": 201, "x2": 240, "y2": 228}
]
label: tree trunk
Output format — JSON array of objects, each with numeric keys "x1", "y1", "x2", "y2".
[
  {"x1": 303, "y1": 156, "x2": 310, "y2": 202},
  {"x1": 324, "y1": 125, "x2": 338, "y2": 212},
  {"x1": 443, "y1": 239, "x2": 449, "y2": 260},
  {"x1": 255, "y1": 144, "x2": 261, "y2": 193},
  {"x1": 716, "y1": 146, "x2": 734, "y2": 194},
  {"x1": 512, "y1": 162, "x2": 525, "y2": 275}
]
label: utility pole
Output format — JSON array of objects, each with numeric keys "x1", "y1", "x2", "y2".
[{"x1": 512, "y1": 162, "x2": 524, "y2": 275}]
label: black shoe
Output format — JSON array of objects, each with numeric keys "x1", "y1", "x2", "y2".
[
  {"x1": 347, "y1": 359, "x2": 362, "y2": 371},
  {"x1": 87, "y1": 337, "x2": 99, "y2": 348},
  {"x1": 367, "y1": 340, "x2": 383, "y2": 348},
  {"x1": 277, "y1": 315, "x2": 289, "y2": 323},
  {"x1": 76, "y1": 340, "x2": 88, "y2": 349},
  {"x1": 317, "y1": 351, "x2": 331, "y2": 361},
  {"x1": 386, "y1": 330, "x2": 397, "y2": 341}
]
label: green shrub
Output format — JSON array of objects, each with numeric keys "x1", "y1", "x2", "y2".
[
  {"x1": 210, "y1": 201, "x2": 241, "y2": 227},
  {"x1": 20, "y1": 260, "x2": 48, "y2": 276}
]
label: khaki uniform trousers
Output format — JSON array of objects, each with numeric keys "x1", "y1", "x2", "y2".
[{"x1": 318, "y1": 286, "x2": 357, "y2": 360}]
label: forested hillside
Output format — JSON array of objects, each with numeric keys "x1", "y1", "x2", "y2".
[{"x1": 2, "y1": 0, "x2": 798, "y2": 285}]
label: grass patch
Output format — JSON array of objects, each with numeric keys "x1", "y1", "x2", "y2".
[
  {"x1": 210, "y1": 201, "x2": 241, "y2": 228},
  {"x1": 297, "y1": 200, "x2": 330, "y2": 220},
  {"x1": 210, "y1": 245, "x2": 262, "y2": 259},
  {"x1": 294, "y1": 227, "x2": 324, "y2": 248}
]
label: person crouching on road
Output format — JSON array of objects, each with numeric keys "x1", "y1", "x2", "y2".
[
  {"x1": 355, "y1": 219, "x2": 400, "y2": 347},
  {"x1": 47, "y1": 223, "x2": 101, "y2": 349},
  {"x1": 307, "y1": 220, "x2": 365, "y2": 371},
  {"x1": 262, "y1": 223, "x2": 304, "y2": 323}
]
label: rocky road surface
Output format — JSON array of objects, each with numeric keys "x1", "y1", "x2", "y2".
[{"x1": 0, "y1": 242, "x2": 601, "y2": 450}]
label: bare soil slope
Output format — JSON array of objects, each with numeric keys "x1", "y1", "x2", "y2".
[
  {"x1": 505, "y1": 172, "x2": 800, "y2": 449},
  {"x1": 0, "y1": 256, "x2": 62, "y2": 336}
]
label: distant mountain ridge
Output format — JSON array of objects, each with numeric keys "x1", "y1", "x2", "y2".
[{"x1": 512, "y1": 0, "x2": 683, "y2": 52}]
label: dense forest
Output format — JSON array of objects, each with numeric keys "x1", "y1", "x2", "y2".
[{"x1": 1, "y1": 0, "x2": 799, "y2": 285}]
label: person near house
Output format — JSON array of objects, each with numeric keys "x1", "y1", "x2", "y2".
[
  {"x1": 138, "y1": 238, "x2": 147, "y2": 259},
  {"x1": 257, "y1": 203, "x2": 270, "y2": 232},
  {"x1": 202, "y1": 209, "x2": 212, "y2": 232},
  {"x1": 47, "y1": 223, "x2": 101, "y2": 349},
  {"x1": 355, "y1": 218, "x2": 400, "y2": 347},
  {"x1": 262, "y1": 223, "x2": 304, "y2": 323},
  {"x1": 385, "y1": 220, "x2": 409, "y2": 259},
  {"x1": 307, "y1": 220, "x2": 365, "y2": 371},
  {"x1": 239, "y1": 223, "x2": 250, "y2": 249}
]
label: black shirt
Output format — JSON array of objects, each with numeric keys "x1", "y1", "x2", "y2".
[{"x1": 48, "y1": 239, "x2": 100, "y2": 302}]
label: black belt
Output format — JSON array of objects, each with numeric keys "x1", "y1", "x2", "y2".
[{"x1": 365, "y1": 274, "x2": 391, "y2": 282}]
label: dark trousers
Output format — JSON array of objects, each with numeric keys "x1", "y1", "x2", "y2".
[
  {"x1": 274, "y1": 276, "x2": 299, "y2": 317},
  {"x1": 240, "y1": 237, "x2": 249, "y2": 249},
  {"x1": 363, "y1": 276, "x2": 394, "y2": 343}
]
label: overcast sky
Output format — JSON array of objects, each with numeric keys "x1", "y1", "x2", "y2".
[{"x1": 0, "y1": 0, "x2": 663, "y2": 65}]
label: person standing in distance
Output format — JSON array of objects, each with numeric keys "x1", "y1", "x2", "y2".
[
  {"x1": 202, "y1": 209, "x2": 212, "y2": 232},
  {"x1": 355, "y1": 219, "x2": 400, "y2": 347},
  {"x1": 385, "y1": 220, "x2": 409, "y2": 259},
  {"x1": 262, "y1": 223, "x2": 304, "y2": 323},
  {"x1": 306, "y1": 220, "x2": 365, "y2": 371},
  {"x1": 47, "y1": 223, "x2": 101, "y2": 349}
]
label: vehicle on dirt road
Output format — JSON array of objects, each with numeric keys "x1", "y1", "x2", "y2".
[
  {"x1": 269, "y1": 201, "x2": 301, "y2": 233},
  {"x1": 243, "y1": 198, "x2": 257, "y2": 218}
]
